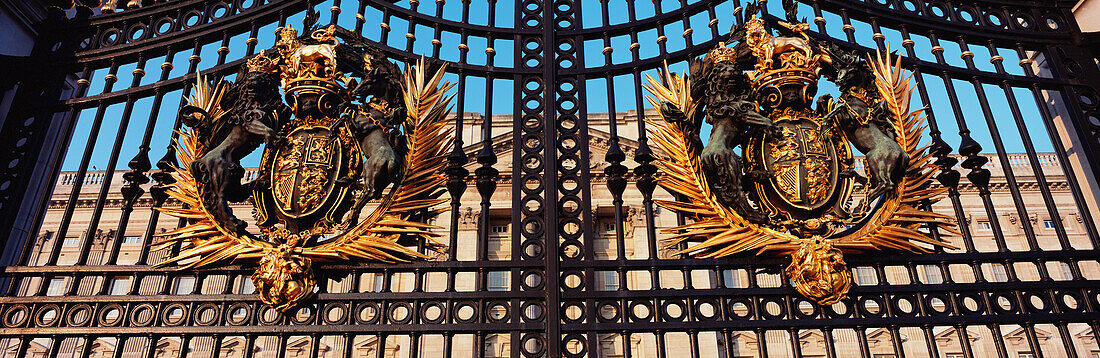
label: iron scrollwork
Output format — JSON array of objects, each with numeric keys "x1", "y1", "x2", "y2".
[
  {"x1": 645, "y1": 1, "x2": 958, "y2": 305},
  {"x1": 156, "y1": 16, "x2": 456, "y2": 311}
]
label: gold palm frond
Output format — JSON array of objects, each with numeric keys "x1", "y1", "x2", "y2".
[
  {"x1": 186, "y1": 72, "x2": 229, "y2": 126},
  {"x1": 156, "y1": 59, "x2": 456, "y2": 269},
  {"x1": 153, "y1": 76, "x2": 269, "y2": 269},
  {"x1": 643, "y1": 63, "x2": 793, "y2": 258},
  {"x1": 830, "y1": 49, "x2": 959, "y2": 252},
  {"x1": 644, "y1": 51, "x2": 957, "y2": 259},
  {"x1": 306, "y1": 58, "x2": 454, "y2": 262}
]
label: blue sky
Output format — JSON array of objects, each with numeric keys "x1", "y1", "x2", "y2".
[{"x1": 62, "y1": 0, "x2": 1058, "y2": 172}]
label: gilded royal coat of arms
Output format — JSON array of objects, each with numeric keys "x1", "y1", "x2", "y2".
[
  {"x1": 156, "y1": 15, "x2": 455, "y2": 311},
  {"x1": 645, "y1": 1, "x2": 959, "y2": 304}
]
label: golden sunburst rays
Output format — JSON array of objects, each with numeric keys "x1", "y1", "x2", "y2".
[
  {"x1": 155, "y1": 60, "x2": 456, "y2": 283},
  {"x1": 643, "y1": 63, "x2": 793, "y2": 259}
]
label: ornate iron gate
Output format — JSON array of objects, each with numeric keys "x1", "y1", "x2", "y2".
[{"x1": 1, "y1": 0, "x2": 1099, "y2": 357}]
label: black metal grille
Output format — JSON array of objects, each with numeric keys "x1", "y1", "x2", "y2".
[{"x1": 0, "y1": 0, "x2": 1098, "y2": 357}]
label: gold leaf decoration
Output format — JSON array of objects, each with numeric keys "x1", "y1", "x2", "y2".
[
  {"x1": 154, "y1": 60, "x2": 455, "y2": 310},
  {"x1": 645, "y1": 49, "x2": 957, "y2": 304},
  {"x1": 643, "y1": 65, "x2": 793, "y2": 257},
  {"x1": 829, "y1": 50, "x2": 960, "y2": 252},
  {"x1": 304, "y1": 58, "x2": 454, "y2": 262}
]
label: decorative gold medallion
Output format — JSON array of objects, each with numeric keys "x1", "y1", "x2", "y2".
[
  {"x1": 644, "y1": 3, "x2": 958, "y2": 305},
  {"x1": 155, "y1": 20, "x2": 455, "y2": 311}
]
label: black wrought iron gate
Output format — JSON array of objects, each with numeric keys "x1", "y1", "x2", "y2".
[{"x1": 1, "y1": 0, "x2": 1099, "y2": 357}]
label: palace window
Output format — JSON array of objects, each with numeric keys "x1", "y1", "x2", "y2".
[
  {"x1": 173, "y1": 276, "x2": 196, "y2": 295},
  {"x1": 597, "y1": 271, "x2": 620, "y2": 291},
  {"x1": 488, "y1": 236, "x2": 511, "y2": 259},
  {"x1": 854, "y1": 267, "x2": 877, "y2": 285},
  {"x1": 922, "y1": 265, "x2": 944, "y2": 284},
  {"x1": 488, "y1": 271, "x2": 509, "y2": 291},
  {"x1": 109, "y1": 277, "x2": 130, "y2": 295},
  {"x1": 991, "y1": 264, "x2": 1008, "y2": 282},
  {"x1": 723, "y1": 270, "x2": 742, "y2": 288},
  {"x1": 46, "y1": 278, "x2": 66, "y2": 296},
  {"x1": 372, "y1": 274, "x2": 385, "y2": 292},
  {"x1": 484, "y1": 334, "x2": 510, "y2": 358},
  {"x1": 976, "y1": 221, "x2": 992, "y2": 231},
  {"x1": 1043, "y1": 220, "x2": 1055, "y2": 229},
  {"x1": 121, "y1": 236, "x2": 142, "y2": 244},
  {"x1": 598, "y1": 334, "x2": 625, "y2": 358},
  {"x1": 1058, "y1": 262, "x2": 1074, "y2": 280},
  {"x1": 238, "y1": 277, "x2": 256, "y2": 294}
]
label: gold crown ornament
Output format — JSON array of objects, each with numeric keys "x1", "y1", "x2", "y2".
[
  {"x1": 735, "y1": 16, "x2": 822, "y2": 100},
  {"x1": 275, "y1": 25, "x2": 347, "y2": 99},
  {"x1": 245, "y1": 49, "x2": 279, "y2": 74},
  {"x1": 705, "y1": 42, "x2": 738, "y2": 64}
]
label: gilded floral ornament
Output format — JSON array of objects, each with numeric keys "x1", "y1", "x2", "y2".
[
  {"x1": 644, "y1": 2, "x2": 958, "y2": 305},
  {"x1": 155, "y1": 17, "x2": 455, "y2": 311}
]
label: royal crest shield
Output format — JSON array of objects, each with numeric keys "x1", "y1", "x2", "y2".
[
  {"x1": 257, "y1": 124, "x2": 354, "y2": 230},
  {"x1": 155, "y1": 19, "x2": 455, "y2": 312},
  {"x1": 644, "y1": 1, "x2": 958, "y2": 305},
  {"x1": 749, "y1": 109, "x2": 852, "y2": 219}
]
